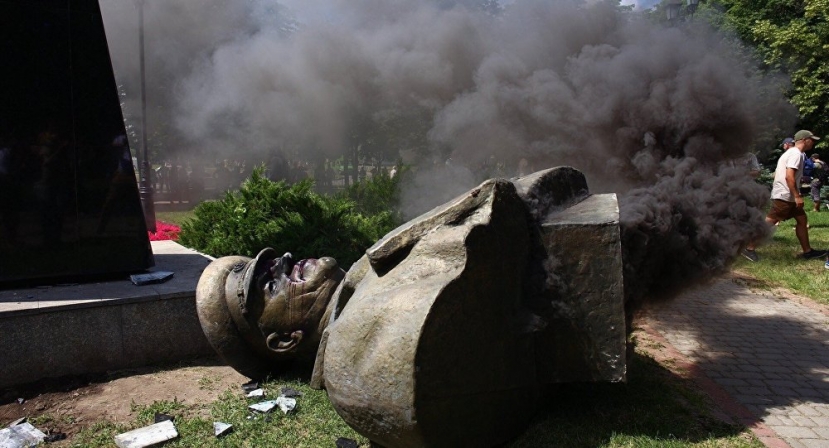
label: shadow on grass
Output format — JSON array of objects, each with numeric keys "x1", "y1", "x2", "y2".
[{"x1": 507, "y1": 353, "x2": 753, "y2": 447}]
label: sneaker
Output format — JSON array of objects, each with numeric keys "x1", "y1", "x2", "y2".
[
  {"x1": 825, "y1": 259, "x2": 829, "y2": 270},
  {"x1": 742, "y1": 249, "x2": 759, "y2": 262},
  {"x1": 801, "y1": 249, "x2": 827, "y2": 260}
]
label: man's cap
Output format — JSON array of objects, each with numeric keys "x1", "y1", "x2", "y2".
[
  {"x1": 795, "y1": 130, "x2": 821, "y2": 141},
  {"x1": 782, "y1": 137, "x2": 795, "y2": 146}
]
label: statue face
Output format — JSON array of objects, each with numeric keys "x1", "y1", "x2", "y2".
[{"x1": 255, "y1": 253, "x2": 344, "y2": 357}]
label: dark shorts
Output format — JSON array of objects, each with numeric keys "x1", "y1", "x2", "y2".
[{"x1": 767, "y1": 199, "x2": 806, "y2": 222}]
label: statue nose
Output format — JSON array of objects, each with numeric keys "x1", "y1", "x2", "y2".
[{"x1": 319, "y1": 257, "x2": 338, "y2": 269}]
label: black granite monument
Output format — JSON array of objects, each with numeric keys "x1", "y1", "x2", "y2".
[{"x1": 0, "y1": 0, "x2": 154, "y2": 283}]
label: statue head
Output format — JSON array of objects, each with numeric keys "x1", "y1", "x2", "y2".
[
  {"x1": 246, "y1": 248, "x2": 344, "y2": 356},
  {"x1": 196, "y1": 247, "x2": 345, "y2": 379}
]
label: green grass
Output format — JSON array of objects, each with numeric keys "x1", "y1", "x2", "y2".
[
  {"x1": 733, "y1": 198, "x2": 829, "y2": 306},
  {"x1": 156, "y1": 210, "x2": 197, "y2": 227},
  {"x1": 507, "y1": 354, "x2": 761, "y2": 448},
  {"x1": 57, "y1": 353, "x2": 759, "y2": 448},
  {"x1": 68, "y1": 378, "x2": 369, "y2": 448}
]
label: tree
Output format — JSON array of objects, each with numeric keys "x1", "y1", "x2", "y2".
[{"x1": 710, "y1": 0, "x2": 829, "y2": 146}]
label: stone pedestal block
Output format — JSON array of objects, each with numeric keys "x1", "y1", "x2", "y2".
[{"x1": 536, "y1": 193, "x2": 626, "y2": 383}]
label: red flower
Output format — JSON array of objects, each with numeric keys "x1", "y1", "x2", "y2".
[{"x1": 149, "y1": 221, "x2": 181, "y2": 241}]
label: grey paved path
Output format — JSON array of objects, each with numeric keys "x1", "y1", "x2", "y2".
[{"x1": 648, "y1": 276, "x2": 829, "y2": 448}]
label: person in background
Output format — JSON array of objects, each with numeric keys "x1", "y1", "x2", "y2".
[
  {"x1": 782, "y1": 137, "x2": 795, "y2": 152},
  {"x1": 743, "y1": 130, "x2": 825, "y2": 262},
  {"x1": 743, "y1": 152, "x2": 761, "y2": 179},
  {"x1": 810, "y1": 153, "x2": 827, "y2": 211},
  {"x1": 803, "y1": 146, "x2": 815, "y2": 188}
]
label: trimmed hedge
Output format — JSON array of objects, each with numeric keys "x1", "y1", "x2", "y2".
[{"x1": 178, "y1": 168, "x2": 397, "y2": 269}]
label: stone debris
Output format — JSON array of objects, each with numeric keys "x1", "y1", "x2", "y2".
[
  {"x1": 335, "y1": 437, "x2": 359, "y2": 448},
  {"x1": 241, "y1": 380, "x2": 259, "y2": 392},
  {"x1": 0, "y1": 422, "x2": 46, "y2": 448},
  {"x1": 213, "y1": 422, "x2": 233, "y2": 437},
  {"x1": 7, "y1": 417, "x2": 27, "y2": 427},
  {"x1": 248, "y1": 396, "x2": 296, "y2": 414},
  {"x1": 153, "y1": 413, "x2": 174, "y2": 423},
  {"x1": 130, "y1": 271, "x2": 174, "y2": 286},
  {"x1": 248, "y1": 400, "x2": 277, "y2": 413},
  {"x1": 43, "y1": 432, "x2": 67, "y2": 442},
  {"x1": 114, "y1": 420, "x2": 178, "y2": 448},
  {"x1": 245, "y1": 388, "x2": 264, "y2": 398},
  {"x1": 280, "y1": 387, "x2": 302, "y2": 398},
  {"x1": 274, "y1": 396, "x2": 296, "y2": 414}
]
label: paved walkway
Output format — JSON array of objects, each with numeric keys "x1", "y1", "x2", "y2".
[{"x1": 647, "y1": 275, "x2": 829, "y2": 448}]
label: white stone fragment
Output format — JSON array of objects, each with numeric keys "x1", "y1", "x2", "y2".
[
  {"x1": 213, "y1": 422, "x2": 233, "y2": 437},
  {"x1": 248, "y1": 400, "x2": 277, "y2": 413},
  {"x1": 0, "y1": 422, "x2": 46, "y2": 448},
  {"x1": 114, "y1": 420, "x2": 178, "y2": 448},
  {"x1": 245, "y1": 388, "x2": 264, "y2": 397},
  {"x1": 275, "y1": 396, "x2": 297, "y2": 414}
]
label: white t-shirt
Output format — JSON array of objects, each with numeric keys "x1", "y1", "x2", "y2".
[{"x1": 771, "y1": 147, "x2": 804, "y2": 202}]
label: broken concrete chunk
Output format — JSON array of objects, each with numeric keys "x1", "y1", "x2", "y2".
[
  {"x1": 335, "y1": 437, "x2": 358, "y2": 448},
  {"x1": 7, "y1": 417, "x2": 27, "y2": 428},
  {"x1": 275, "y1": 396, "x2": 296, "y2": 414},
  {"x1": 241, "y1": 380, "x2": 259, "y2": 392},
  {"x1": 245, "y1": 388, "x2": 264, "y2": 398},
  {"x1": 213, "y1": 422, "x2": 233, "y2": 437},
  {"x1": 279, "y1": 387, "x2": 302, "y2": 398},
  {"x1": 0, "y1": 422, "x2": 46, "y2": 448},
  {"x1": 130, "y1": 271, "x2": 174, "y2": 286},
  {"x1": 153, "y1": 413, "x2": 174, "y2": 423},
  {"x1": 43, "y1": 432, "x2": 67, "y2": 442},
  {"x1": 248, "y1": 400, "x2": 277, "y2": 413},
  {"x1": 114, "y1": 420, "x2": 178, "y2": 448}
]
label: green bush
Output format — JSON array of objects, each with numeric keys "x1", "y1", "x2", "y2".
[
  {"x1": 339, "y1": 166, "x2": 406, "y2": 218},
  {"x1": 757, "y1": 167, "x2": 774, "y2": 190},
  {"x1": 179, "y1": 167, "x2": 396, "y2": 268}
]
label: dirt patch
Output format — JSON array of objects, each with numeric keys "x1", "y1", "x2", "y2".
[{"x1": 0, "y1": 358, "x2": 247, "y2": 441}]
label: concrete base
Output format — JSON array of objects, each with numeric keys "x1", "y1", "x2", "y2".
[{"x1": 0, "y1": 241, "x2": 215, "y2": 389}]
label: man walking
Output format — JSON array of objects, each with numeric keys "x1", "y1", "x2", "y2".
[{"x1": 743, "y1": 130, "x2": 825, "y2": 262}]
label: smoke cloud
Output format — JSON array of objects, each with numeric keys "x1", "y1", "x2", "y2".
[{"x1": 100, "y1": 0, "x2": 797, "y2": 307}]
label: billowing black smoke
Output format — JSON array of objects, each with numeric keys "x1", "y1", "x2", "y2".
[{"x1": 100, "y1": 0, "x2": 796, "y2": 307}]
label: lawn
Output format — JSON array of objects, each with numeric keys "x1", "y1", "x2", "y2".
[
  {"x1": 732, "y1": 198, "x2": 829, "y2": 306},
  {"x1": 59, "y1": 351, "x2": 760, "y2": 448},
  {"x1": 156, "y1": 210, "x2": 197, "y2": 227}
]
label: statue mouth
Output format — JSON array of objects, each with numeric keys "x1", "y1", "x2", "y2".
[
  {"x1": 288, "y1": 259, "x2": 310, "y2": 283},
  {"x1": 263, "y1": 252, "x2": 311, "y2": 292}
]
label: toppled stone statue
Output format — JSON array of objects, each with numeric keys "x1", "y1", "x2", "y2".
[{"x1": 196, "y1": 167, "x2": 625, "y2": 447}]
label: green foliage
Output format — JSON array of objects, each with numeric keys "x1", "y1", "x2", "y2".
[
  {"x1": 756, "y1": 166, "x2": 775, "y2": 190},
  {"x1": 178, "y1": 167, "x2": 396, "y2": 268},
  {"x1": 710, "y1": 0, "x2": 829, "y2": 146},
  {"x1": 339, "y1": 166, "x2": 407, "y2": 219}
]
